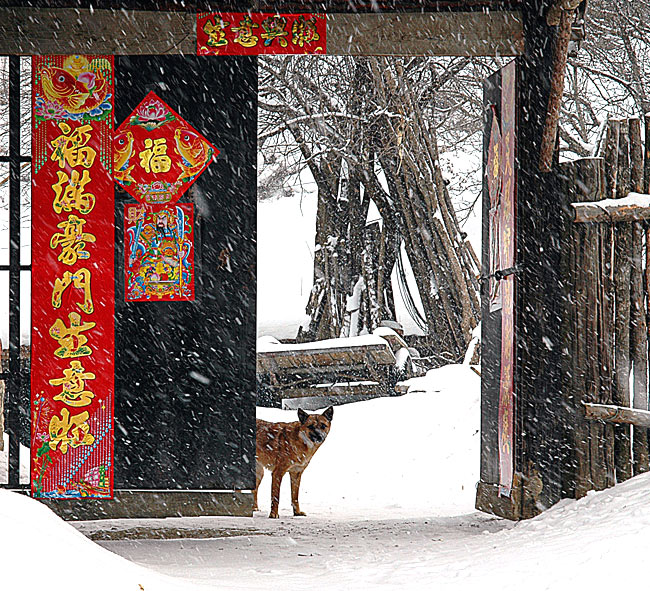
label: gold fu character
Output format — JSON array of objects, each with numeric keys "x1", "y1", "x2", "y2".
[{"x1": 50, "y1": 122, "x2": 97, "y2": 169}]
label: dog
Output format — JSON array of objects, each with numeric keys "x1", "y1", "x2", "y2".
[{"x1": 255, "y1": 406, "x2": 334, "y2": 519}]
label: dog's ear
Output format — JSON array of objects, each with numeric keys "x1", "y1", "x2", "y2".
[
  {"x1": 297, "y1": 408, "x2": 309, "y2": 424},
  {"x1": 322, "y1": 406, "x2": 334, "y2": 422}
]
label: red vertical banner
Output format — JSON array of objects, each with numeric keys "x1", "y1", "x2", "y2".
[
  {"x1": 31, "y1": 55, "x2": 114, "y2": 499},
  {"x1": 497, "y1": 61, "x2": 517, "y2": 497}
]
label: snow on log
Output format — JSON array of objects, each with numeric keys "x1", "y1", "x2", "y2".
[
  {"x1": 583, "y1": 402, "x2": 650, "y2": 428},
  {"x1": 572, "y1": 192, "x2": 650, "y2": 223}
]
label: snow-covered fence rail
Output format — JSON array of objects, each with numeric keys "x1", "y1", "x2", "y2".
[
  {"x1": 571, "y1": 193, "x2": 650, "y2": 224},
  {"x1": 256, "y1": 330, "x2": 420, "y2": 408},
  {"x1": 583, "y1": 403, "x2": 650, "y2": 429},
  {"x1": 560, "y1": 117, "x2": 650, "y2": 499}
]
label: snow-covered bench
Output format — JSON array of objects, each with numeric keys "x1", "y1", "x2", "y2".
[{"x1": 256, "y1": 328, "x2": 420, "y2": 407}]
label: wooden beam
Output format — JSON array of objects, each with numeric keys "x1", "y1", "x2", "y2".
[
  {"x1": 584, "y1": 402, "x2": 650, "y2": 429},
  {"x1": 0, "y1": 7, "x2": 524, "y2": 57},
  {"x1": 326, "y1": 12, "x2": 524, "y2": 56},
  {"x1": 571, "y1": 192, "x2": 650, "y2": 223},
  {"x1": 0, "y1": 8, "x2": 195, "y2": 54}
]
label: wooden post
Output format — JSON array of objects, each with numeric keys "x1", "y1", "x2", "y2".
[
  {"x1": 539, "y1": 7, "x2": 574, "y2": 173},
  {"x1": 629, "y1": 118, "x2": 650, "y2": 474},
  {"x1": 562, "y1": 158, "x2": 605, "y2": 496},
  {"x1": 613, "y1": 121, "x2": 633, "y2": 482},
  {"x1": 644, "y1": 114, "x2": 650, "y2": 194},
  {"x1": 0, "y1": 341, "x2": 3, "y2": 452},
  {"x1": 644, "y1": 116, "x2": 650, "y2": 469},
  {"x1": 597, "y1": 120, "x2": 619, "y2": 489}
]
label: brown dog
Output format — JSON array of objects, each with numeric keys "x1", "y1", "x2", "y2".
[{"x1": 255, "y1": 407, "x2": 334, "y2": 518}]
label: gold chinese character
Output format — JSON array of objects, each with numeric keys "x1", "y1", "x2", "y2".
[
  {"x1": 52, "y1": 268, "x2": 93, "y2": 314},
  {"x1": 261, "y1": 16, "x2": 289, "y2": 48},
  {"x1": 139, "y1": 138, "x2": 172, "y2": 174},
  {"x1": 203, "y1": 17, "x2": 229, "y2": 47},
  {"x1": 50, "y1": 122, "x2": 97, "y2": 169},
  {"x1": 291, "y1": 15, "x2": 320, "y2": 48},
  {"x1": 48, "y1": 408, "x2": 95, "y2": 454},
  {"x1": 49, "y1": 215, "x2": 96, "y2": 266},
  {"x1": 233, "y1": 15, "x2": 259, "y2": 47},
  {"x1": 49, "y1": 311, "x2": 96, "y2": 359},
  {"x1": 49, "y1": 360, "x2": 96, "y2": 408},
  {"x1": 52, "y1": 169, "x2": 96, "y2": 215}
]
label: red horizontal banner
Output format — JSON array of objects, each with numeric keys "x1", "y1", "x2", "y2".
[
  {"x1": 31, "y1": 55, "x2": 115, "y2": 499},
  {"x1": 197, "y1": 12, "x2": 326, "y2": 55}
]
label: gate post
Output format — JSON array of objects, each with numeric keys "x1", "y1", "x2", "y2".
[{"x1": 477, "y1": 0, "x2": 571, "y2": 519}]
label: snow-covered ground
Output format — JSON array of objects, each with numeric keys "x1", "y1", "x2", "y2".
[{"x1": 4, "y1": 363, "x2": 650, "y2": 590}]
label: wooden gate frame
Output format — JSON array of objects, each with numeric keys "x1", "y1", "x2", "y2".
[{"x1": 0, "y1": 1, "x2": 565, "y2": 520}]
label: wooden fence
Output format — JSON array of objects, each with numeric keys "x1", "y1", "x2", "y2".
[{"x1": 561, "y1": 117, "x2": 650, "y2": 497}]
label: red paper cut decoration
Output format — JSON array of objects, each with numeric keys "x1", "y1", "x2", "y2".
[
  {"x1": 124, "y1": 203, "x2": 195, "y2": 302},
  {"x1": 197, "y1": 12, "x2": 327, "y2": 55},
  {"x1": 114, "y1": 91, "x2": 218, "y2": 204},
  {"x1": 31, "y1": 55, "x2": 115, "y2": 499}
]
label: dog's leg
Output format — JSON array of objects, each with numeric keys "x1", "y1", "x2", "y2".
[
  {"x1": 253, "y1": 462, "x2": 264, "y2": 512},
  {"x1": 269, "y1": 468, "x2": 284, "y2": 519},
  {"x1": 290, "y1": 470, "x2": 306, "y2": 517}
]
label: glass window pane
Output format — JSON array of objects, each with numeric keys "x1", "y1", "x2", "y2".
[{"x1": 20, "y1": 56, "x2": 30, "y2": 158}]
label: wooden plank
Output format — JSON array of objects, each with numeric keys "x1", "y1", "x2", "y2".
[
  {"x1": 327, "y1": 11, "x2": 524, "y2": 57},
  {"x1": 0, "y1": 8, "x2": 195, "y2": 54},
  {"x1": 257, "y1": 343, "x2": 396, "y2": 372},
  {"x1": 280, "y1": 382, "x2": 384, "y2": 399},
  {"x1": 600, "y1": 122, "x2": 618, "y2": 488},
  {"x1": 563, "y1": 158, "x2": 605, "y2": 495},
  {"x1": 628, "y1": 118, "x2": 650, "y2": 474},
  {"x1": 37, "y1": 490, "x2": 254, "y2": 520},
  {"x1": 613, "y1": 121, "x2": 633, "y2": 483},
  {"x1": 584, "y1": 403, "x2": 650, "y2": 429}
]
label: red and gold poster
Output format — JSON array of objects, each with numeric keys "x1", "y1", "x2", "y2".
[
  {"x1": 31, "y1": 55, "x2": 115, "y2": 499},
  {"x1": 114, "y1": 91, "x2": 218, "y2": 205},
  {"x1": 497, "y1": 61, "x2": 517, "y2": 498},
  {"x1": 124, "y1": 203, "x2": 195, "y2": 302},
  {"x1": 197, "y1": 12, "x2": 326, "y2": 55}
]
